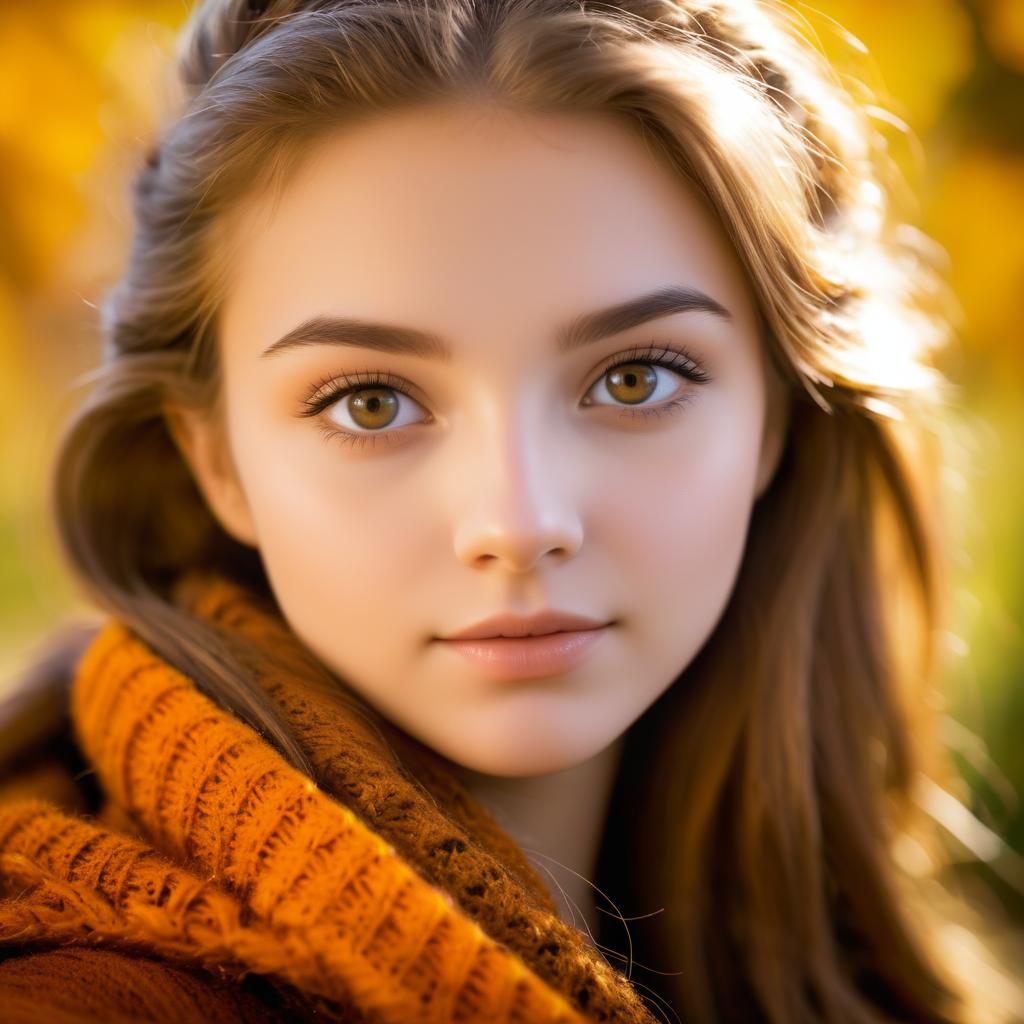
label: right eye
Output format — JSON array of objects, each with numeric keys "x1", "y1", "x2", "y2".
[
  {"x1": 298, "y1": 369, "x2": 430, "y2": 450},
  {"x1": 324, "y1": 383, "x2": 428, "y2": 434}
]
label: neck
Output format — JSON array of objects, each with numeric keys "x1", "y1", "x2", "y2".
[{"x1": 449, "y1": 734, "x2": 627, "y2": 948}]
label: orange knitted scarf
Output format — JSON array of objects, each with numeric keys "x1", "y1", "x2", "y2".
[{"x1": 0, "y1": 573, "x2": 659, "y2": 1023}]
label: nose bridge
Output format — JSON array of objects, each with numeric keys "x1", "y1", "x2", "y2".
[{"x1": 451, "y1": 390, "x2": 582, "y2": 570}]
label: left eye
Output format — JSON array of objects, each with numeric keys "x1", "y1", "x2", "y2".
[{"x1": 582, "y1": 360, "x2": 687, "y2": 408}]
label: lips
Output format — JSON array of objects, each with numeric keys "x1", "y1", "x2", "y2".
[
  {"x1": 437, "y1": 626, "x2": 613, "y2": 681},
  {"x1": 440, "y1": 608, "x2": 611, "y2": 641}
]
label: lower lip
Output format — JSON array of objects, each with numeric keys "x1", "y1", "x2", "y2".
[{"x1": 436, "y1": 627, "x2": 611, "y2": 681}]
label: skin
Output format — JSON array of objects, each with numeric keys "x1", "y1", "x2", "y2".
[{"x1": 167, "y1": 100, "x2": 791, "y2": 940}]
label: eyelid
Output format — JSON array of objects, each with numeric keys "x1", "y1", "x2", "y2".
[
  {"x1": 298, "y1": 340, "x2": 713, "y2": 424},
  {"x1": 299, "y1": 344, "x2": 708, "y2": 407},
  {"x1": 299, "y1": 367, "x2": 426, "y2": 418},
  {"x1": 589, "y1": 341, "x2": 711, "y2": 384}
]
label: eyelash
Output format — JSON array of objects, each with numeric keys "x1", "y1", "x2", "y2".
[{"x1": 299, "y1": 342, "x2": 713, "y2": 451}]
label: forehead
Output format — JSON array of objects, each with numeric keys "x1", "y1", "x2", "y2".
[{"x1": 219, "y1": 101, "x2": 760, "y2": 358}]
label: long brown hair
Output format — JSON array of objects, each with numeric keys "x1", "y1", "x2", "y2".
[{"x1": 3, "y1": 0, "x2": 1012, "y2": 1020}]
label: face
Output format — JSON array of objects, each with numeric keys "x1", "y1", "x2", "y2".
[{"x1": 170, "y1": 101, "x2": 789, "y2": 778}]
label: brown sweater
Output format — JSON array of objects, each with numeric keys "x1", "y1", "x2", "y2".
[{"x1": 0, "y1": 574, "x2": 660, "y2": 1023}]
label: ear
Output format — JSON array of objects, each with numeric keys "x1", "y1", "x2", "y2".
[
  {"x1": 162, "y1": 400, "x2": 260, "y2": 548},
  {"x1": 753, "y1": 364, "x2": 793, "y2": 501}
]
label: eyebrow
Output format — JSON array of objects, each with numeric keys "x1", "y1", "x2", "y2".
[{"x1": 260, "y1": 284, "x2": 732, "y2": 361}]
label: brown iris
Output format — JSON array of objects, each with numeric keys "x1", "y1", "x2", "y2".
[
  {"x1": 604, "y1": 363, "x2": 658, "y2": 405},
  {"x1": 348, "y1": 388, "x2": 400, "y2": 429}
]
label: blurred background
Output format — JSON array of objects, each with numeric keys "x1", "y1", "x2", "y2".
[{"x1": 1, "y1": 0, "x2": 1022, "y2": 987}]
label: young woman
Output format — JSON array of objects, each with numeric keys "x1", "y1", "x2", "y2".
[{"x1": 0, "y1": 0, "x2": 1016, "y2": 1021}]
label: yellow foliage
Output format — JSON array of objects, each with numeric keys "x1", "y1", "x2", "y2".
[
  {"x1": 793, "y1": 0, "x2": 974, "y2": 134},
  {"x1": 0, "y1": 2, "x2": 183, "y2": 291},
  {"x1": 924, "y1": 148, "x2": 1024, "y2": 367},
  {"x1": 979, "y1": 0, "x2": 1024, "y2": 72}
]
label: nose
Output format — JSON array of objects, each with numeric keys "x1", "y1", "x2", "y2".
[{"x1": 451, "y1": 406, "x2": 583, "y2": 573}]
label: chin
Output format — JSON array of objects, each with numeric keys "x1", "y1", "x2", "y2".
[{"x1": 447, "y1": 738, "x2": 596, "y2": 779}]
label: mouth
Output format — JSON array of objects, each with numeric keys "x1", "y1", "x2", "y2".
[
  {"x1": 440, "y1": 610, "x2": 612, "y2": 642},
  {"x1": 436, "y1": 625, "x2": 612, "y2": 682}
]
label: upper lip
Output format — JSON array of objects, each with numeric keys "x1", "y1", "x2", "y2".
[{"x1": 440, "y1": 610, "x2": 611, "y2": 640}]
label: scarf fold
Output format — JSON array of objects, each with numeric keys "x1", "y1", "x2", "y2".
[{"x1": 0, "y1": 572, "x2": 658, "y2": 1024}]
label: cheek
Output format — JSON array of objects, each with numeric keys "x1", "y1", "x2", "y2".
[
  {"x1": 593, "y1": 391, "x2": 763, "y2": 639},
  {"x1": 229, "y1": 409, "x2": 428, "y2": 631}
]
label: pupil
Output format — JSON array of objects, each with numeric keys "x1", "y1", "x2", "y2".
[
  {"x1": 349, "y1": 388, "x2": 399, "y2": 430},
  {"x1": 607, "y1": 363, "x2": 655, "y2": 405}
]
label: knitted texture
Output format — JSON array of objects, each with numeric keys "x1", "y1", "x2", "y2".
[
  {"x1": 0, "y1": 946, "x2": 281, "y2": 1024},
  {"x1": 0, "y1": 572, "x2": 659, "y2": 1024}
]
